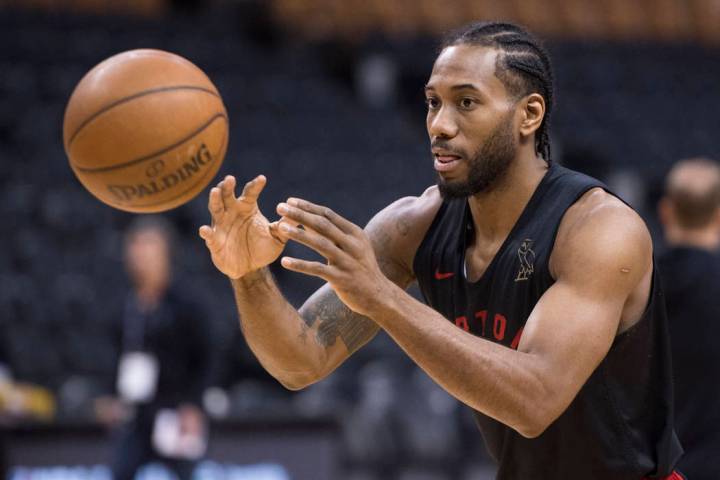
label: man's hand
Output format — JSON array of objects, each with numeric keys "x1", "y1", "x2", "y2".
[
  {"x1": 277, "y1": 198, "x2": 393, "y2": 316},
  {"x1": 199, "y1": 175, "x2": 286, "y2": 279}
]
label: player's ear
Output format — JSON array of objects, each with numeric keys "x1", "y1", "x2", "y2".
[{"x1": 519, "y1": 93, "x2": 545, "y2": 138}]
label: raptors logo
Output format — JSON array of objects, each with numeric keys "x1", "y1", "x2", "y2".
[{"x1": 515, "y1": 238, "x2": 536, "y2": 282}]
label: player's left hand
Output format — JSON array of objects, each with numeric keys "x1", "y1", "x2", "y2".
[{"x1": 276, "y1": 198, "x2": 390, "y2": 317}]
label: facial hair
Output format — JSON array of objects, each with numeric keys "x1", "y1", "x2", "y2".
[{"x1": 436, "y1": 111, "x2": 516, "y2": 199}]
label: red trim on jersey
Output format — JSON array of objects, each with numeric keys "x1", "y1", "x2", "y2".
[
  {"x1": 642, "y1": 471, "x2": 685, "y2": 480},
  {"x1": 434, "y1": 268, "x2": 454, "y2": 280}
]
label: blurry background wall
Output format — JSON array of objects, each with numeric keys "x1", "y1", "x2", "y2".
[{"x1": 0, "y1": 1, "x2": 719, "y2": 479}]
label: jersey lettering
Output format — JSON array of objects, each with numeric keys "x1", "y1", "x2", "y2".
[
  {"x1": 454, "y1": 308, "x2": 519, "y2": 347},
  {"x1": 475, "y1": 310, "x2": 487, "y2": 336},
  {"x1": 510, "y1": 326, "x2": 524, "y2": 350},
  {"x1": 455, "y1": 315, "x2": 469, "y2": 332},
  {"x1": 493, "y1": 313, "x2": 507, "y2": 341}
]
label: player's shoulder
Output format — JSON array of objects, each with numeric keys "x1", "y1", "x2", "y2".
[
  {"x1": 562, "y1": 188, "x2": 649, "y2": 241},
  {"x1": 368, "y1": 185, "x2": 442, "y2": 235},
  {"x1": 366, "y1": 186, "x2": 443, "y2": 267},
  {"x1": 381, "y1": 185, "x2": 442, "y2": 217},
  {"x1": 552, "y1": 187, "x2": 652, "y2": 276}
]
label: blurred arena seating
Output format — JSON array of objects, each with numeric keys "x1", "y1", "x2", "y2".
[
  {"x1": 270, "y1": 0, "x2": 720, "y2": 44},
  {"x1": 0, "y1": 2, "x2": 718, "y2": 479}
]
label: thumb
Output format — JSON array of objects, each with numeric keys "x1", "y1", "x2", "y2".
[
  {"x1": 268, "y1": 220, "x2": 290, "y2": 244},
  {"x1": 199, "y1": 226, "x2": 218, "y2": 249},
  {"x1": 198, "y1": 225, "x2": 213, "y2": 241}
]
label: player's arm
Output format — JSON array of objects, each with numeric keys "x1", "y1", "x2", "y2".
[
  {"x1": 230, "y1": 248, "x2": 410, "y2": 390},
  {"x1": 199, "y1": 175, "x2": 419, "y2": 390},
  {"x1": 278, "y1": 192, "x2": 652, "y2": 437}
]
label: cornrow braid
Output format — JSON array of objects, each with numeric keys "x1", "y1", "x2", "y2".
[{"x1": 441, "y1": 22, "x2": 554, "y2": 163}]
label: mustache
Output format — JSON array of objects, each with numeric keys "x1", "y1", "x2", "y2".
[{"x1": 431, "y1": 140, "x2": 465, "y2": 157}]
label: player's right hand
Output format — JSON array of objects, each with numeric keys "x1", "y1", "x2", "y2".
[{"x1": 199, "y1": 175, "x2": 287, "y2": 279}]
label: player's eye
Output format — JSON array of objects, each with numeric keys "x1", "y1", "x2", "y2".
[
  {"x1": 425, "y1": 97, "x2": 440, "y2": 110},
  {"x1": 459, "y1": 97, "x2": 476, "y2": 109}
]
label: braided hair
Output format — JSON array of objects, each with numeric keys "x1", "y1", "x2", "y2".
[{"x1": 441, "y1": 22, "x2": 554, "y2": 163}]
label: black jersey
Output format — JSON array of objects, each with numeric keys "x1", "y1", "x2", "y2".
[
  {"x1": 659, "y1": 247, "x2": 720, "y2": 480},
  {"x1": 413, "y1": 163, "x2": 682, "y2": 479}
]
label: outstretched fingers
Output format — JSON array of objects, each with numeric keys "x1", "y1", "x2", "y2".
[
  {"x1": 220, "y1": 175, "x2": 237, "y2": 210},
  {"x1": 204, "y1": 174, "x2": 266, "y2": 240},
  {"x1": 278, "y1": 222, "x2": 345, "y2": 261},
  {"x1": 277, "y1": 200, "x2": 359, "y2": 253},
  {"x1": 208, "y1": 186, "x2": 224, "y2": 224},
  {"x1": 207, "y1": 174, "x2": 267, "y2": 225},
  {"x1": 280, "y1": 256, "x2": 331, "y2": 281},
  {"x1": 238, "y1": 175, "x2": 267, "y2": 206},
  {"x1": 287, "y1": 198, "x2": 359, "y2": 234}
]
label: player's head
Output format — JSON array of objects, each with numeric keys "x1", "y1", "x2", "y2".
[
  {"x1": 124, "y1": 215, "x2": 176, "y2": 290},
  {"x1": 426, "y1": 21, "x2": 553, "y2": 198},
  {"x1": 659, "y1": 157, "x2": 720, "y2": 249}
]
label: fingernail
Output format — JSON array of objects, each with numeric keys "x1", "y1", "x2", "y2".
[
  {"x1": 280, "y1": 223, "x2": 291, "y2": 232},
  {"x1": 287, "y1": 198, "x2": 298, "y2": 206},
  {"x1": 278, "y1": 203, "x2": 288, "y2": 214}
]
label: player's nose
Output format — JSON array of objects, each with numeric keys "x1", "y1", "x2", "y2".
[{"x1": 427, "y1": 106, "x2": 459, "y2": 139}]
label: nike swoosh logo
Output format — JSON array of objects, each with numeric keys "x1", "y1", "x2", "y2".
[{"x1": 434, "y1": 268, "x2": 454, "y2": 280}]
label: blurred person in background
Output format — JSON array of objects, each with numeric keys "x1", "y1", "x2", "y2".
[
  {"x1": 95, "y1": 216, "x2": 212, "y2": 480},
  {"x1": 658, "y1": 158, "x2": 720, "y2": 480}
]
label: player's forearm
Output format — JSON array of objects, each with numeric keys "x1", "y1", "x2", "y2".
[
  {"x1": 369, "y1": 282, "x2": 555, "y2": 438},
  {"x1": 231, "y1": 268, "x2": 327, "y2": 389}
]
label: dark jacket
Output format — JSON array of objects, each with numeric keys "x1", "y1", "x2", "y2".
[
  {"x1": 114, "y1": 284, "x2": 212, "y2": 415},
  {"x1": 659, "y1": 246, "x2": 720, "y2": 480}
]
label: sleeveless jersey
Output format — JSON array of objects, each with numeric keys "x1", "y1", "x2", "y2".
[{"x1": 413, "y1": 163, "x2": 682, "y2": 479}]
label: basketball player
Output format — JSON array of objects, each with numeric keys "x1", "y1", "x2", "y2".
[
  {"x1": 658, "y1": 158, "x2": 720, "y2": 480},
  {"x1": 200, "y1": 23, "x2": 683, "y2": 478}
]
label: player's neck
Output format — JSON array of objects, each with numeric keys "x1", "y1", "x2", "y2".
[{"x1": 467, "y1": 151, "x2": 548, "y2": 246}]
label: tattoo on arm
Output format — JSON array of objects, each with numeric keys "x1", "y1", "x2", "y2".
[
  {"x1": 301, "y1": 292, "x2": 379, "y2": 353},
  {"x1": 297, "y1": 207, "x2": 414, "y2": 354}
]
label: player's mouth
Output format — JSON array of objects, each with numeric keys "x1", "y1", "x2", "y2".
[{"x1": 433, "y1": 150, "x2": 463, "y2": 173}]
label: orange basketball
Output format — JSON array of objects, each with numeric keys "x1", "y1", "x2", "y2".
[{"x1": 63, "y1": 49, "x2": 228, "y2": 213}]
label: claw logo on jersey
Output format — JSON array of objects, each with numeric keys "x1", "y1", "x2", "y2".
[{"x1": 515, "y1": 238, "x2": 535, "y2": 282}]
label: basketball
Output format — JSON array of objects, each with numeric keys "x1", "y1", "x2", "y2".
[{"x1": 63, "y1": 49, "x2": 228, "y2": 213}]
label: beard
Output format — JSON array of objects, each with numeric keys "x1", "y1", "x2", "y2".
[{"x1": 436, "y1": 111, "x2": 516, "y2": 199}]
